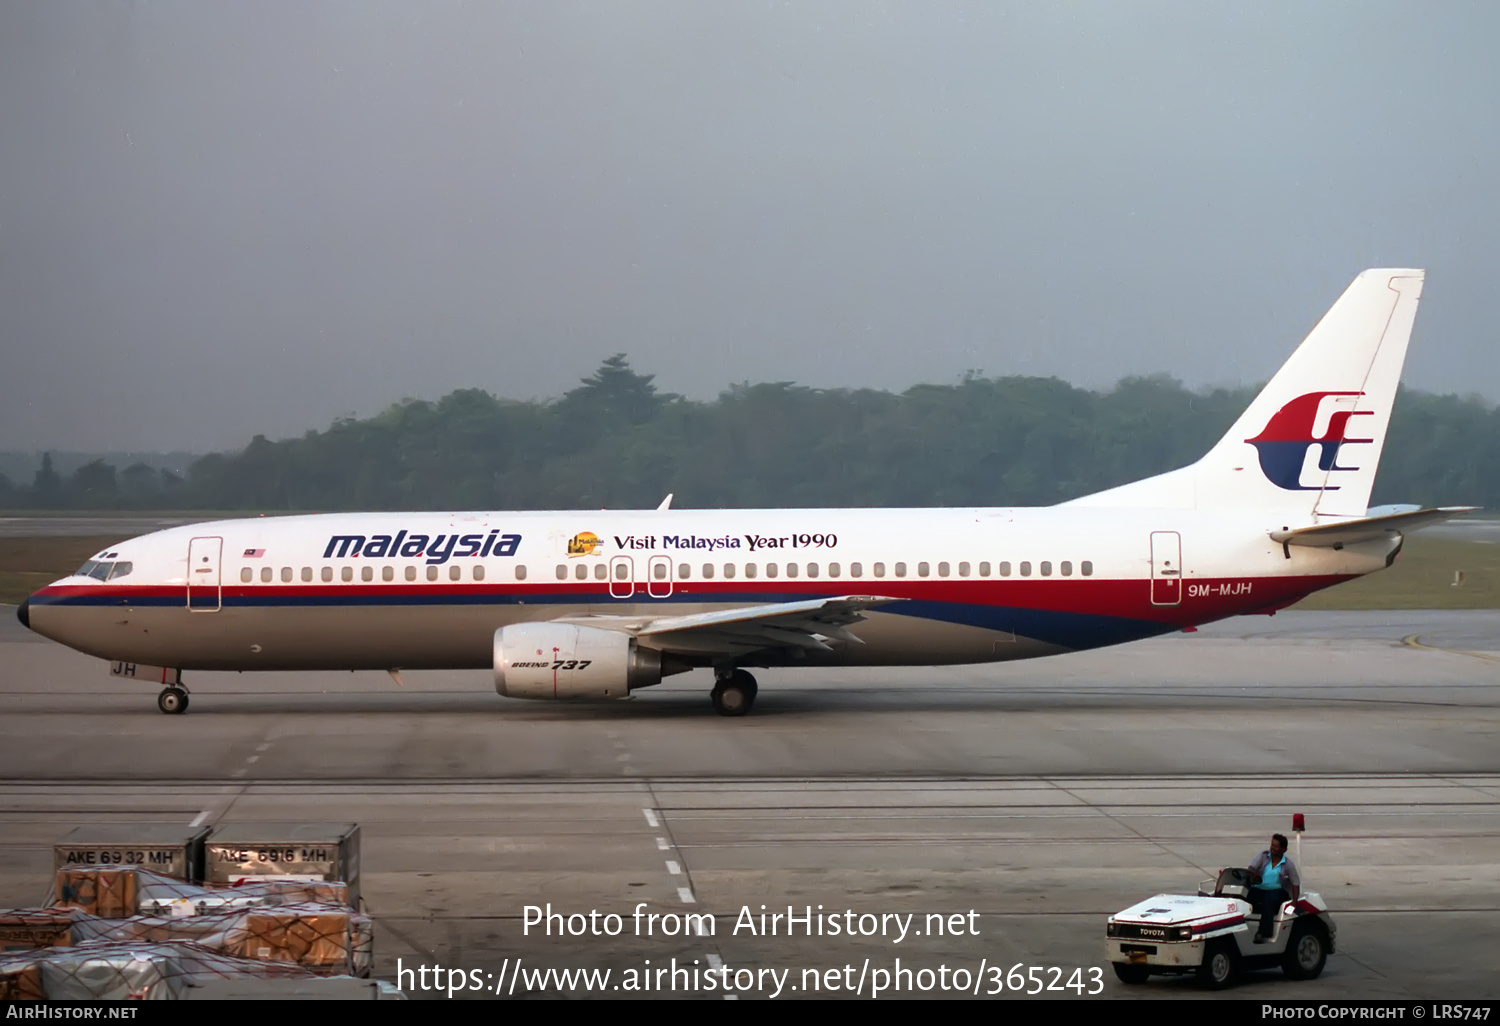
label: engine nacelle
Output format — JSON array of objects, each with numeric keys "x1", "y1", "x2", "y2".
[{"x1": 494, "y1": 623, "x2": 661, "y2": 699}]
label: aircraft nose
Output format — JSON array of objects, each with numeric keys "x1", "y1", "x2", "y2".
[{"x1": 16, "y1": 597, "x2": 29, "y2": 630}]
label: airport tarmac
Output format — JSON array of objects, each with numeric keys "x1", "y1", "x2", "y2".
[{"x1": 1, "y1": 606, "x2": 1497, "y2": 999}]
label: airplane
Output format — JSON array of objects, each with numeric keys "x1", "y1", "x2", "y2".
[{"x1": 16, "y1": 268, "x2": 1474, "y2": 717}]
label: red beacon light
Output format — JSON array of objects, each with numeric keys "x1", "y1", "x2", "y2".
[{"x1": 1292, "y1": 813, "x2": 1305, "y2": 833}]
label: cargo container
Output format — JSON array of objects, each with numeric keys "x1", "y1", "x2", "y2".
[
  {"x1": 53, "y1": 824, "x2": 209, "y2": 882},
  {"x1": 205, "y1": 824, "x2": 360, "y2": 907}
]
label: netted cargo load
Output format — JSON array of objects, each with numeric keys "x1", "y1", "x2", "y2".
[
  {"x1": 73, "y1": 903, "x2": 373, "y2": 977},
  {"x1": 47, "y1": 866, "x2": 352, "y2": 918},
  {"x1": 0, "y1": 941, "x2": 317, "y2": 1000}
]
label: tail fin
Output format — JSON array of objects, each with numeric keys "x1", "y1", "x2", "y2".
[{"x1": 1066, "y1": 268, "x2": 1424, "y2": 516}]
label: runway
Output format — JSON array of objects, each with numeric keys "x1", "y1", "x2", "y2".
[{"x1": 2, "y1": 607, "x2": 1497, "y2": 999}]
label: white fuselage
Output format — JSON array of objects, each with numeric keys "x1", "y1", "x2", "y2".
[{"x1": 23, "y1": 506, "x2": 1392, "y2": 674}]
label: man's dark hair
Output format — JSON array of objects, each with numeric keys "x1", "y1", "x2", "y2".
[{"x1": 1272, "y1": 833, "x2": 1289, "y2": 849}]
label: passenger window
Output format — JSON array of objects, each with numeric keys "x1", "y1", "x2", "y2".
[
  {"x1": 361, "y1": 566, "x2": 373, "y2": 582},
  {"x1": 1061, "y1": 561, "x2": 1073, "y2": 577},
  {"x1": 655, "y1": 562, "x2": 669, "y2": 580},
  {"x1": 850, "y1": 562, "x2": 862, "y2": 578},
  {"x1": 999, "y1": 561, "x2": 1011, "y2": 577},
  {"x1": 241, "y1": 567, "x2": 252, "y2": 583},
  {"x1": 1040, "y1": 561, "x2": 1052, "y2": 576},
  {"x1": 702, "y1": 564, "x2": 714, "y2": 579},
  {"x1": 575, "y1": 564, "x2": 588, "y2": 581},
  {"x1": 744, "y1": 564, "x2": 756, "y2": 579},
  {"x1": 723, "y1": 564, "x2": 735, "y2": 579},
  {"x1": 260, "y1": 567, "x2": 272, "y2": 583},
  {"x1": 449, "y1": 565, "x2": 461, "y2": 581},
  {"x1": 515, "y1": 565, "x2": 528, "y2": 581},
  {"x1": 556, "y1": 565, "x2": 568, "y2": 581},
  {"x1": 281, "y1": 567, "x2": 292, "y2": 583},
  {"x1": 382, "y1": 566, "x2": 394, "y2": 582},
  {"x1": 765, "y1": 563, "x2": 778, "y2": 578},
  {"x1": 427, "y1": 566, "x2": 439, "y2": 581},
  {"x1": 873, "y1": 562, "x2": 885, "y2": 578},
  {"x1": 958, "y1": 561, "x2": 970, "y2": 577},
  {"x1": 1020, "y1": 561, "x2": 1032, "y2": 577},
  {"x1": 405, "y1": 566, "x2": 416, "y2": 582},
  {"x1": 595, "y1": 564, "x2": 607, "y2": 580},
  {"x1": 473, "y1": 565, "x2": 485, "y2": 581},
  {"x1": 979, "y1": 561, "x2": 990, "y2": 576},
  {"x1": 342, "y1": 567, "x2": 353, "y2": 582},
  {"x1": 917, "y1": 562, "x2": 929, "y2": 578},
  {"x1": 678, "y1": 563, "x2": 691, "y2": 579},
  {"x1": 828, "y1": 562, "x2": 840, "y2": 577},
  {"x1": 1082, "y1": 560, "x2": 1094, "y2": 577},
  {"x1": 895, "y1": 562, "x2": 907, "y2": 578},
  {"x1": 614, "y1": 563, "x2": 628, "y2": 580},
  {"x1": 302, "y1": 567, "x2": 313, "y2": 582},
  {"x1": 321, "y1": 567, "x2": 333, "y2": 582},
  {"x1": 938, "y1": 562, "x2": 950, "y2": 577},
  {"x1": 786, "y1": 563, "x2": 798, "y2": 578},
  {"x1": 807, "y1": 563, "x2": 819, "y2": 578}
]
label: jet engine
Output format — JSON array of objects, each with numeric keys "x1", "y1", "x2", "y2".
[{"x1": 494, "y1": 623, "x2": 661, "y2": 699}]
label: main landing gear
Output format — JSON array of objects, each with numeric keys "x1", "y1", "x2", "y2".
[
  {"x1": 711, "y1": 669, "x2": 758, "y2": 717},
  {"x1": 157, "y1": 686, "x2": 189, "y2": 715}
]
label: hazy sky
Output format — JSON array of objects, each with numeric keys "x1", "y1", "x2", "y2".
[{"x1": 2, "y1": 2, "x2": 1497, "y2": 452}]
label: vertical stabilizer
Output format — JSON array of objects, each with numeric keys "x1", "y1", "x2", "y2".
[{"x1": 1065, "y1": 269, "x2": 1424, "y2": 516}]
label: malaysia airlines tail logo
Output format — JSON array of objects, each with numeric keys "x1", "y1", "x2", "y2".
[{"x1": 1245, "y1": 391, "x2": 1373, "y2": 491}]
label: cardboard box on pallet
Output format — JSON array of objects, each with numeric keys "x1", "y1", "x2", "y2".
[
  {"x1": 205, "y1": 823, "x2": 360, "y2": 907},
  {"x1": 53, "y1": 866, "x2": 139, "y2": 918},
  {"x1": 232, "y1": 906, "x2": 356, "y2": 973},
  {"x1": 0, "y1": 910, "x2": 80, "y2": 952},
  {"x1": 0, "y1": 961, "x2": 45, "y2": 1000},
  {"x1": 53, "y1": 824, "x2": 209, "y2": 882}
]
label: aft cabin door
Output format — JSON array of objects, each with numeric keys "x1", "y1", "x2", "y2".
[
  {"x1": 187, "y1": 536, "x2": 223, "y2": 612},
  {"x1": 1150, "y1": 531, "x2": 1182, "y2": 606}
]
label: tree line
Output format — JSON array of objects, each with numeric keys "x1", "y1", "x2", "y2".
[{"x1": 3, "y1": 355, "x2": 1496, "y2": 512}]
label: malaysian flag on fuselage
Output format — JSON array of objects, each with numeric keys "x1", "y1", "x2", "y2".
[{"x1": 243, "y1": 548, "x2": 265, "y2": 558}]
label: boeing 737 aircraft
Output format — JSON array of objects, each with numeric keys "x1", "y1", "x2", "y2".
[{"x1": 17, "y1": 269, "x2": 1472, "y2": 716}]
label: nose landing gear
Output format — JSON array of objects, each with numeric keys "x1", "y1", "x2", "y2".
[{"x1": 710, "y1": 669, "x2": 758, "y2": 717}]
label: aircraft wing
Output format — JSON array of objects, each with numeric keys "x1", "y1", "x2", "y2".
[
  {"x1": 1270, "y1": 506, "x2": 1479, "y2": 548},
  {"x1": 554, "y1": 595, "x2": 906, "y2": 657}
]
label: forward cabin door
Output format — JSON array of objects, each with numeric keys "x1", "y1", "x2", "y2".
[
  {"x1": 1150, "y1": 531, "x2": 1182, "y2": 606},
  {"x1": 186, "y1": 536, "x2": 223, "y2": 612}
]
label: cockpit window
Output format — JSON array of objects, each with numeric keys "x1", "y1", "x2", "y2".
[{"x1": 75, "y1": 560, "x2": 130, "y2": 581}]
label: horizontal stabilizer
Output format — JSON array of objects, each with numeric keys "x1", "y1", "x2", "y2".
[{"x1": 1270, "y1": 507, "x2": 1478, "y2": 548}]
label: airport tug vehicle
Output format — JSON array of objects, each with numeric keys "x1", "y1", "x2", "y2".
[{"x1": 1105, "y1": 866, "x2": 1335, "y2": 988}]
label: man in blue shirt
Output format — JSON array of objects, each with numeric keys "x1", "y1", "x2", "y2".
[{"x1": 1247, "y1": 833, "x2": 1302, "y2": 942}]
